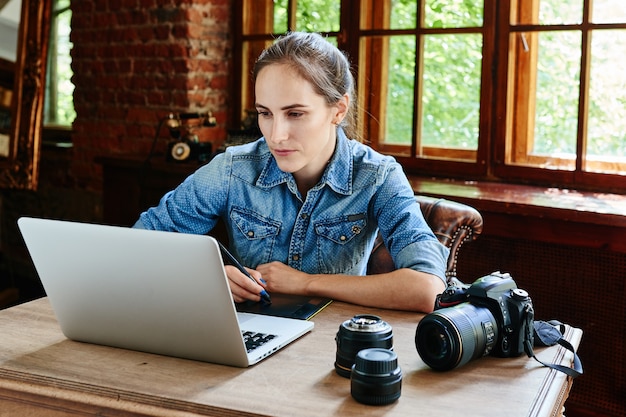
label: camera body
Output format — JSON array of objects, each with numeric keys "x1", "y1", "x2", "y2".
[
  {"x1": 450, "y1": 272, "x2": 533, "y2": 358},
  {"x1": 415, "y1": 272, "x2": 534, "y2": 371}
]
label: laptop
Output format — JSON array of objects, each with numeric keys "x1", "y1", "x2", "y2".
[{"x1": 17, "y1": 217, "x2": 314, "y2": 367}]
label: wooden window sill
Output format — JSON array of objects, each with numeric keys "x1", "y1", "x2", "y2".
[{"x1": 408, "y1": 176, "x2": 626, "y2": 253}]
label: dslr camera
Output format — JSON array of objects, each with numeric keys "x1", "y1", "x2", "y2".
[{"x1": 415, "y1": 272, "x2": 534, "y2": 371}]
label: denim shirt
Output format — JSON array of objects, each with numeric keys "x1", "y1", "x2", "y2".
[{"x1": 136, "y1": 129, "x2": 449, "y2": 282}]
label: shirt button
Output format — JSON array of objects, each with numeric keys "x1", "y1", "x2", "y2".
[
  {"x1": 247, "y1": 231, "x2": 255, "y2": 238},
  {"x1": 352, "y1": 226, "x2": 361, "y2": 234},
  {"x1": 292, "y1": 254, "x2": 300, "y2": 261},
  {"x1": 340, "y1": 235, "x2": 347, "y2": 241},
  {"x1": 300, "y1": 213, "x2": 308, "y2": 219}
]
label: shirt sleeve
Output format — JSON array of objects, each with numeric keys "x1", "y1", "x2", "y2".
[
  {"x1": 135, "y1": 153, "x2": 231, "y2": 234},
  {"x1": 373, "y1": 161, "x2": 449, "y2": 283},
  {"x1": 395, "y1": 240, "x2": 449, "y2": 283}
]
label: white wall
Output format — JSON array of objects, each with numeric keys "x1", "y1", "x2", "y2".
[{"x1": 0, "y1": 0, "x2": 21, "y2": 62}]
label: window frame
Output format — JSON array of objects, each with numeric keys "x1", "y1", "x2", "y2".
[
  {"x1": 232, "y1": 0, "x2": 626, "y2": 194},
  {"x1": 494, "y1": 0, "x2": 626, "y2": 191},
  {"x1": 352, "y1": 0, "x2": 494, "y2": 180}
]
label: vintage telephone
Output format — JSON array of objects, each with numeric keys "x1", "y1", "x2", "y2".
[{"x1": 165, "y1": 112, "x2": 216, "y2": 162}]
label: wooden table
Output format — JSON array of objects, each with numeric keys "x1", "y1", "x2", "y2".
[{"x1": 0, "y1": 298, "x2": 581, "y2": 417}]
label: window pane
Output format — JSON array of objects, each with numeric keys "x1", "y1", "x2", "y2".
[
  {"x1": 539, "y1": 0, "x2": 582, "y2": 25},
  {"x1": 424, "y1": 0, "x2": 484, "y2": 28},
  {"x1": 512, "y1": 0, "x2": 582, "y2": 25},
  {"x1": 272, "y1": 0, "x2": 341, "y2": 34},
  {"x1": 586, "y1": 29, "x2": 626, "y2": 173},
  {"x1": 385, "y1": 36, "x2": 415, "y2": 145},
  {"x1": 274, "y1": 0, "x2": 288, "y2": 33},
  {"x1": 297, "y1": 0, "x2": 341, "y2": 32},
  {"x1": 390, "y1": 0, "x2": 417, "y2": 30},
  {"x1": 591, "y1": 0, "x2": 626, "y2": 24},
  {"x1": 420, "y1": 34, "x2": 482, "y2": 152},
  {"x1": 532, "y1": 31, "x2": 580, "y2": 160},
  {"x1": 45, "y1": 0, "x2": 75, "y2": 126}
]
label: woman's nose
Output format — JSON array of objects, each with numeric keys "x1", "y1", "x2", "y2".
[{"x1": 268, "y1": 118, "x2": 288, "y2": 143}]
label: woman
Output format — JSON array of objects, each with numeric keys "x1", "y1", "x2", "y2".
[{"x1": 134, "y1": 32, "x2": 448, "y2": 313}]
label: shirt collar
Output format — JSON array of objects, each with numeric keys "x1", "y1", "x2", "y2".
[{"x1": 256, "y1": 128, "x2": 353, "y2": 195}]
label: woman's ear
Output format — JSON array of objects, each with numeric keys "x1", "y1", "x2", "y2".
[{"x1": 333, "y1": 93, "x2": 350, "y2": 124}]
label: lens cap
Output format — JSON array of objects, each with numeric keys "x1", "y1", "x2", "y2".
[{"x1": 350, "y1": 348, "x2": 402, "y2": 405}]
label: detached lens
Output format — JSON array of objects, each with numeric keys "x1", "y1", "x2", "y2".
[
  {"x1": 415, "y1": 304, "x2": 497, "y2": 371},
  {"x1": 335, "y1": 315, "x2": 393, "y2": 378}
]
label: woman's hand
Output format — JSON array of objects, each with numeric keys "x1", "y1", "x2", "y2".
[
  {"x1": 224, "y1": 265, "x2": 268, "y2": 303},
  {"x1": 256, "y1": 261, "x2": 310, "y2": 294}
]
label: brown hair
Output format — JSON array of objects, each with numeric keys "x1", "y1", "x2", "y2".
[{"x1": 253, "y1": 32, "x2": 359, "y2": 140}]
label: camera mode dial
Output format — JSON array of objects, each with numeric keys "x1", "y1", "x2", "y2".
[{"x1": 511, "y1": 288, "x2": 529, "y2": 300}]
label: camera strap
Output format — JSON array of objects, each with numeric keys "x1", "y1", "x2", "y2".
[{"x1": 524, "y1": 319, "x2": 583, "y2": 379}]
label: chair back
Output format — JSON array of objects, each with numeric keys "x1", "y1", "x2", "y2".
[{"x1": 366, "y1": 195, "x2": 483, "y2": 283}]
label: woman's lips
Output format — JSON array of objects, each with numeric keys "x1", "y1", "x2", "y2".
[{"x1": 273, "y1": 149, "x2": 295, "y2": 157}]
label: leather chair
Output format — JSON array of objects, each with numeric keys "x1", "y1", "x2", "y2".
[{"x1": 366, "y1": 195, "x2": 483, "y2": 284}]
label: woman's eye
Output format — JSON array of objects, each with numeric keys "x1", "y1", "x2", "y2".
[
  {"x1": 257, "y1": 110, "x2": 271, "y2": 118},
  {"x1": 289, "y1": 111, "x2": 303, "y2": 118}
]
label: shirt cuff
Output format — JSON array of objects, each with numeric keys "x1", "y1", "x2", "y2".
[{"x1": 395, "y1": 240, "x2": 449, "y2": 284}]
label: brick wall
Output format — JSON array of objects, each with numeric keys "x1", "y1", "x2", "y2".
[
  {"x1": 1, "y1": 0, "x2": 234, "y2": 306},
  {"x1": 70, "y1": 0, "x2": 232, "y2": 191}
]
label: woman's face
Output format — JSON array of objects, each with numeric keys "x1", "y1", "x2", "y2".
[{"x1": 255, "y1": 64, "x2": 348, "y2": 187}]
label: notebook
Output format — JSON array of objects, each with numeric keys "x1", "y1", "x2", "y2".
[{"x1": 17, "y1": 217, "x2": 314, "y2": 367}]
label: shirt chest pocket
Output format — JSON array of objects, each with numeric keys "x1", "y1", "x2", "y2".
[
  {"x1": 314, "y1": 214, "x2": 368, "y2": 274},
  {"x1": 314, "y1": 214, "x2": 367, "y2": 244},
  {"x1": 230, "y1": 207, "x2": 281, "y2": 265},
  {"x1": 231, "y1": 207, "x2": 280, "y2": 240}
]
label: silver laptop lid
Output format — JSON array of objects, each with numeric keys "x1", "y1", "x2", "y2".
[{"x1": 17, "y1": 217, "x2": 313, "y2": 367}]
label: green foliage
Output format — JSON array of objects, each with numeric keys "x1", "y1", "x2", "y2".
[
  {"x1": 586, "y1": 30, "x2": 626, "y2": 157},
  {"x1": 386, "y1": 1, "x2": 483, "y2": 148},
  {"x1": 274, "y1": 0, "x2": 340, "y2": 33},
  {"x1": 385, "y1": 36, "x2": 416, "y2": 145},
  {"x1": 424, "y1": 0, "x2": 483, "y2": 28},
  {"x1": 533, "y1": 31, "x2": 580, "y2": 155},
  {"x1": 390, "y1": 0, "x2": 416, "y2": 29},
  {"x1": 422, "y1": 34, "x2": 482, "y2": 149},
  {"x1": 381, "y1": 0, "x2": 624, "y2": 162},
  {"x1": 533, "y1": 1, "x2": 626, "y2": 158},
  {"x1": 44, "y1": 0, "x2": 75, "y2": 126}
]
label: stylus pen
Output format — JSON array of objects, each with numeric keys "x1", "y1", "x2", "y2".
[{"x1": 217, "y1": 241, "x2": 272, "y2": 304}]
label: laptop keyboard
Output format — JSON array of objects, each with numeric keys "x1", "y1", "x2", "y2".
[{"x1": 242, "y1": 330, "x2": 277, "y2": 353}]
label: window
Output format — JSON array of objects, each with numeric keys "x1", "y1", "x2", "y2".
[
  {"x1": 355, "y1": 0, "x2": 488, "y2": 179},
  {"x1": 498, "y1": 0, "x2": 626, "y2": 189},
  {"x1": 232, "y1": 0, "x2": 626, "y2": 193},
  {"x1": 44, "y1": 0, "x2": 74, "y2": 128}
]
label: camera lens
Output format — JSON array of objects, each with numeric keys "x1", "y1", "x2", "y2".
[
  {"x1": 350, "y1": 348, "x2": 402, "y2": 405},
  {"x1": 415, "y1": 304, "x2": 497, "y2": 371},
  {"x1": 335, "y1": 314, "x2": 393, "y2": 378}
]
